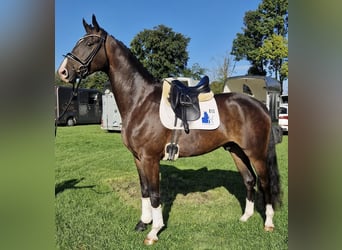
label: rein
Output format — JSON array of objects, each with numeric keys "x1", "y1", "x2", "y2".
[{"x1": 54, "y1": 78, "x2": 82, "y2": 136}]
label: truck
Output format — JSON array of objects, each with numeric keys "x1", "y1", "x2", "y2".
[{"x1": 55, "y1": 85, "x2": 102, "y2": 126}]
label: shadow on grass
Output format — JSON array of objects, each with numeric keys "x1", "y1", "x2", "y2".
[
  {"x1": 159, "y1": 165, "x2": 265, "y2": 226},
  {"x1": 55, "y1": 178, "x2": 96, "y2": 196}
]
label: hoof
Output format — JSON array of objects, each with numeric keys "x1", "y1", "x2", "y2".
[
  {"x1": 143, "y1": 237, "x2": 158, "y2": 245},
  {"x1": 135, "y1": 220, "x2": 149, "y2": 232},
  {"x1": 239, "y1": 214, "x2": 252, "y2": 222},
  {"x1": 264, "y1": 226, "x2": 274, "y2": 232}
]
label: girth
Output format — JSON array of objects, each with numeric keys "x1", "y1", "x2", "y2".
[{"x1": 169, "y1": 76, "x2": 211, "y2": 133}]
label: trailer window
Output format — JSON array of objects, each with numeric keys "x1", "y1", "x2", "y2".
[
  {"x1": 88, "y1": 93, "x2": 98, "y2": 104},
  {"x1": 243, "y1": 84, "x2": 253, "y2": 96},
  {"x1": 79, "y1": 91, "x2": 88, "y2": 104}
]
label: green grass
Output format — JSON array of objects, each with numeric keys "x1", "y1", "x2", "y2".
[{"x1": 55, "y1": 125, "x2": 288, "y2": 249}]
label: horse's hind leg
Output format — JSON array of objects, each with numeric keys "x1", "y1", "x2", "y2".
[
  {"x1": 252, "y1": 159, "x2": 275, "y2": 231},
  {"x1": 226, "y1": 143, "x2": 257, "y2": 222},
  {"x1": 249, "y1": 128, "x2": 281, "y2": 231}
]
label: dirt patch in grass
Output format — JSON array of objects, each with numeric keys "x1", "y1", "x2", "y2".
[
  {"x1": 107, "y1": 168, "x2": 239, "y2": 209},
  {"x1": 107, "y1": 177, "x2": 141, "y2": 209}
]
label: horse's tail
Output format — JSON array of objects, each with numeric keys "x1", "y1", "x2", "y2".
[{"x1": 267, "y1": 125, "x2": 282, "y2": 207}]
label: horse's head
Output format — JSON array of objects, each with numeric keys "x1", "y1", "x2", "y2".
[{"x1": 57, "y1": 15, "x2": 108, "y2": 83}]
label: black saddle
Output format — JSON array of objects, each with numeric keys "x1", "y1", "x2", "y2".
[{"x1": 169, "y1": 76, "x2": 210, "y2": 133}]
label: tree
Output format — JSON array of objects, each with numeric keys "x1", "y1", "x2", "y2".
[
  {"x1": 54, "y1": 71, "x2": 108, "y2": 91},
  {"x1": 182, "y1": 63, "x2": 207, "y2": 80},
  {"x1": 257, "y1": 34, "x2": 288, "y2": 92},
  {"x1": 231, "y1": 10, "x2": 266, "y2": 75},
  {"x1": 231, "y1": 0, "x2": 288, "y2": 92},
  {"x1": 209, "y1": 52, "x2": 235, "y2": 93},
  {"x1": 279, "y1": 60, "x2": 288, "y2": 84},
  {"x1": 210, "y1": 81, "x2": 225, "y2": 94},
  {"x1": 212, "y1": 52, "x2": 236, "y2": 82},
  {"x1": 130, "y1": 25, "x2": 190, "y2": 80},
  {"x1": 55, "y1": 72, "x2": 67, "y2": 86},
  {"x1": 81, "y1": 72, "x2": 109, "y2": 90},
  {"x1": 259, "y1": 0, "x2": 288, "y2": 37}
]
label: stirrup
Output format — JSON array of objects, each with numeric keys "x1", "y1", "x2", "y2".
[{"x1": 163, "y1": 143, "x2": 179, "y2": 161}]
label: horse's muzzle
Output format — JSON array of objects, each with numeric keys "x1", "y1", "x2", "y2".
[{"x1": 57, "y1": 58, "x2": 77, "y2": 83}]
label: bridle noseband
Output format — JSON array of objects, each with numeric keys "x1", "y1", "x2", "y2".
[{"x1": 63, "y1": 33, "x2": 107, "y2": 78}]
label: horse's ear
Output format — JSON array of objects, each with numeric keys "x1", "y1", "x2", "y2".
[
  {"x1": 92, "y1": 14, "x2": 100, "y2": 32},
  {"x1": 83, "y1": 18, "x2": 92, "y2": 33}
]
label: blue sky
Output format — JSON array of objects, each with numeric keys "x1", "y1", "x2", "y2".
[{"x1": 55, "y1": 0, "x2": 262, "y2": 78}]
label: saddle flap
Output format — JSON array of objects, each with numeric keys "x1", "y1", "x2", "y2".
[{"x1": 169, "y1": 80, "x2": 201, "y2": 121}]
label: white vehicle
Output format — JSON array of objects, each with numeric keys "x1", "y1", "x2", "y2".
[
  {"x1": 279, "y1": 104, "x2": 288, "y2": 132},
  {"x1": 101, "y1": 77, "x2": 197, "y2": 131},
  {"x1": 278, "y1": 94, "x2": 288, "y2": 132},
  {"x1": 101, "y1": 86, "x2": 122, "y2": 131}
]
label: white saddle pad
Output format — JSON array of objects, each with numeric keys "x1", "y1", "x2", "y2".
[{"x1": 159, "y1": 89, "x2": 220, "y2": 130}]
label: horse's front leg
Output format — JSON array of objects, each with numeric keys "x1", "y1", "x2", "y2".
[
  {"x1": 134, "y1": 157, "x2": 164, "y2": 245},
  {"x1": 134, "y1": 185, "x2": 152, "y2": 231}
]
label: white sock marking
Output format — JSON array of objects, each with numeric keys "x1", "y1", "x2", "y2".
[
  {"x1": 146, "y1": 205, "x2": 164, "y2": 241},
  {"x1": 140, "y1": 197, "x2": 152, "y2": 224},
  {"x1": 240, "y1": 198, "x2": 254, "y2": 222},
  {"x1": 264, "y1": 204, "x2": 275, "y2": 228}
]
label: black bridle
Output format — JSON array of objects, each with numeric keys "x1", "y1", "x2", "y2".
[
  {"x1": 55, "y1": 33, "x2": 107, "y2": 136},
  {"x1": 63, "y1": 33, "x2": 107, "y2": 78}
]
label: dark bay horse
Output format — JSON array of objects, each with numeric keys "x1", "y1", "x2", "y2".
[{"x1": 58, "y1": 15, "x2": 281, "y2": 245}]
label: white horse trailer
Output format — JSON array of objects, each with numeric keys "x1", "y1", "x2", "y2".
[
  {"x1": 223, "y1": 75, "x2": 281, "y2": 123},
  {"x1": 101, "y1": 88, "x2": 122, "y2": 131}
]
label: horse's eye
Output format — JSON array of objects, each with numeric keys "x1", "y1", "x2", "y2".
[{"x1": 86, "y1": 42, "x2": 93, "y2": 47}]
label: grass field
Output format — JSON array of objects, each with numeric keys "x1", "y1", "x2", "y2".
[{"x1": 55, "y1": 125, "x2": 288, "y2": 249}]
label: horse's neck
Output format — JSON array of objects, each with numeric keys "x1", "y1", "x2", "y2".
[{"x1": 106, "y1": 38, "x2": 158, "y2": 121}]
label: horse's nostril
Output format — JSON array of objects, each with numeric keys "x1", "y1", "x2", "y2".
[{"x1": 59, "y1": 68, "x2": 68, "y2": 78}]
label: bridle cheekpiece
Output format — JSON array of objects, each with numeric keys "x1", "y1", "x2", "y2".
[{"x1": 63, "y1": 33, "x2": 107, "y2": 79}]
